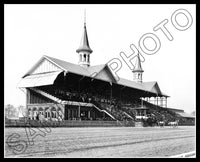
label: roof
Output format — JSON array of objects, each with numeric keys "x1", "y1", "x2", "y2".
[
  {"x1": 117, "y1": 79, "x2": 168, "y2": 96},
  {"x1": 118, "y1": 78, "x2": 146, "y2": 91},
  {"x1": 143, "y1": 82, "x2": 161, "y2": 95},
  {"x1": 76, "y1": 24, "x2": 93, "y2": 53},
  {"x1": 167, "y1": 107, "x2": 184, "y2": 113},
  {"x1": 143, "y1": 81, "x2": 157, "y2": 91},
  {"x1": 20, "y1": 55, "x2": 168, "y2": 97},
  {"x1": 18, "y1": 71, "x2": 62, "y2": 88},
  {"x1": 87, "y1": 64, "x2": 106, "y2": 77},
  {"x1": 176, "y1": 112, "x2": 195, "y2": 118},
  {"x1": 44, "y1": 55, "x2": 90, "y2": 76}
]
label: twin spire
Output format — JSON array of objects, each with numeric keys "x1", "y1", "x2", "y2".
[
  {"x1": 76, "y1": 10, "x2": 93, "y2": 54},
  {"x1": 76, "y1": 10, "x2": 144, "y2": 82},
  {"x1": 133, "y1": 54, "x2": 144, "y2": 72},
  {"x1": 76, "y1": 10, "x2": 93, "y2": 68},
  {"x1": 132, "y1": 54, "x2": 144, "y2": 83}
]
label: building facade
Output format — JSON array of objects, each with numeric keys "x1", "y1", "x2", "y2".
[{"x1": 18, "y1": 15, "x2": 171, "y2": 123}]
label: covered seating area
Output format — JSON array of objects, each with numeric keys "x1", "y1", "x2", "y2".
[{"x1": 18, "y1": 55, "x2": 171, "y2": 124}]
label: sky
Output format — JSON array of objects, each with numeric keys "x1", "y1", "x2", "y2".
[{"x1": 4, "y1": 4, "x2": 196, "y2": 114}]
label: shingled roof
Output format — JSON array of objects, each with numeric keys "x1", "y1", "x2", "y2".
[{"x1": 20, "y1": 55, "x2": 168, "y2": 97}]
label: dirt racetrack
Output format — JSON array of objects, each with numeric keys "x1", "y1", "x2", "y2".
[{"x1": 5, "y1": 126, "x2": 195, "y2": 158}]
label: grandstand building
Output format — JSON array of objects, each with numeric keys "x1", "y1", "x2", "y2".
[{"x1": 17, "y1": 15, "x2": 194, "y2": 126}]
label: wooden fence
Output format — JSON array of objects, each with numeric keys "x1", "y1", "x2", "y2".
[{"x1": 5, "y1": 119, "x2": 135, "y2": 127}]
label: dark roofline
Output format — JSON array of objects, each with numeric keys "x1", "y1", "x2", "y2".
[
  {"x1": 22, "y1": 55, "x2": 169, "y2": 97},
  {"x1": 167, "y1": 107, "x2": 184, "y2": 112}
]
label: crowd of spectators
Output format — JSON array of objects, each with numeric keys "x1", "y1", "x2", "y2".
[
  {"x1": 143, "y1": 100, "x2": 178, "y2": 123},
  {"x1": 39, "y1": 86, "x2": 178, "y2": 122}
]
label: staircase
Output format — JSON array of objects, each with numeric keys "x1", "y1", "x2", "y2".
[
  {"x1": 29, "y1": 87, "x2": 117, "y2": 122},
  {"x1": 29, "y1": 87, "x2": 135, "y2": 126},
  {"x1": 123, "y1": 112, "x2": 134, "y2": 120},
  {"x1": 92, "y1": 104, "x2": 116, "y2": 120},
  {"x1": 93, "y1": 100, "x2": 134, "y2": 122},
  {"x1": 29, "y1": 87, "x2": 63, "y2": 103}
]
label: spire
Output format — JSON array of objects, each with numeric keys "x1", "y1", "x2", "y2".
[
  {"x1": 84, "y1": 9, "x2": 86, "y2": 27},
  {"x1": 132, "y1": 54, "x2": 144, "y2": 83},
  {"x1": 76, "y1": 10, "x2": 93, "y2": 53},
  {"x1": 133, "y1": 54, "x2": 144, "y2": 72}
]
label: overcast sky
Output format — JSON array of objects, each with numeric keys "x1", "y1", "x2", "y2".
[{"x1": 4, "y1": 4, "x2": 196, "y2": 113}]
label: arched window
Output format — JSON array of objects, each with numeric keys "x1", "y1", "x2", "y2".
[
  {"x1": 28, "y1": 108, "x2": 33, "y2": 119},
  {"x1": 84, "y1": 54, "x2": 86, "y2": 61},
  {"x1": 51, "y1": 107, "x2": 56, "y2": 118},
  {"x1": 138, "y1": 73, "x2": 141, "y2": 79},
  {"x1": 45, "y1": 111, "x2": 48, "y2": 118},
  {"x1": 45, "y1": 107, "x2": 49, "y2": 118}
]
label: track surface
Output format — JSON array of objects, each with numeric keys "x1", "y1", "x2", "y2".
[{"x1": 5, "y1": 126, "x2": 195, "y2": 158}]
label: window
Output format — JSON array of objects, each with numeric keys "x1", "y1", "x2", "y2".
[
  {"x1": 134, "y1": 73, "x2": 137, "y2": 78},
  {"x1": 52, "y1": 111, "x2": 56, "y2": 118},
  {"x1": 84, "y1": 54, "x2": 86, "y2": 61},
  {"x1": 45, "y1": 112, "x2": 48, "y2": 118}
]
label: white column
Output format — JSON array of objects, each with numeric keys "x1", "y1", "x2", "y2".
[
  {"x1": 78, "y1": 106, "x2": 80, "y2": 119},
  {"x1": 88, "y1": 110, "x2": 90, "y2": 119},
  {"x1": 34, "y1": 108, "x2": 36, "y2": 120},
  {"x1": 29, "y1": 109, "x2": 33, "y2": 120},
  {"x1": 79, "y1": 54, "x2": 81, "y2": 62},
  {"x1": 160, "y1": 97, "x2": 163, "y2": 107}
]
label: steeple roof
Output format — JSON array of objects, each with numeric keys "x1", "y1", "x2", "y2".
[
  {"x1": 76, "y1": 23, "x2": 93, "y2": 53},
  {"x1": 132, "y1": 54, "x2": 144, "y2": 72}
]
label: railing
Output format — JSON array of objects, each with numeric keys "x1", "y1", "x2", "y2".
[
  {"x1": 92, "y1": 104, "x2": 116, "y2": 121},
  {"x1": 28, "y1": 88, "x2": 118, "y2": 122},
  {"x1": 29, "y1": 87, "x2": 62, "y2": 103},
  {"x1": 5, "y1": 119, "x2": 122, "y2": 127},
  {"x1": 28, "y1": 88, "x2": 138, "y2": 126},
  {"x1": 123, "y1": 112, "x2": 134, "y2": 120}
]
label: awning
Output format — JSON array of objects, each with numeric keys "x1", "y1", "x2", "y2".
[
  {"x1": 176, "y1": 112, "x2": 195, "y2": 118},
  {"x1": 17, "y1": 71, "x2": 63, "y2": 88}
]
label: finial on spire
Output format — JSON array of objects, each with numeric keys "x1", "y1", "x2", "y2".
[
  {"x1": 76, "y1": 9, "x2": 93, "y2": 54},
  {"x1": 84, "y1": 9, "x2": 86, "y2": 27}
]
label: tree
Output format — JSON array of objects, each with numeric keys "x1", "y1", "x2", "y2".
[
  {"x1": 5, "y1": 104, "x2": 15, "y2": 118},
  {"x1": 191, "y1": 111, "x2": 195, "y2": 116},
  {"x1": 18, "y1": 105, "x2": 26, "y2": 117}
]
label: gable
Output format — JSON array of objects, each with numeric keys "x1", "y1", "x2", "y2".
[
  {"x1": 44, "y1": 55, "x2": 89, "y2": 76},
  {"x1": 87, "y1": 64, "x2": 105, "y2": 76},
  {"x1": 150, "y1": 82, "x2": 162, "y2": 94},
  {"x1": 31, "y1": 58, "x2": 61, "y2": 75},
  {"x1": 94, "y1": 66, "x2": 116, "y2": 83},
  {"x1": 94, "y1": 69, "x2": 112, "y2": 82}
]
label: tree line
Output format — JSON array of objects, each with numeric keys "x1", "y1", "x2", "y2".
[{"x1": 5, "y1": 104, "x2": 26, "y2": 119}]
